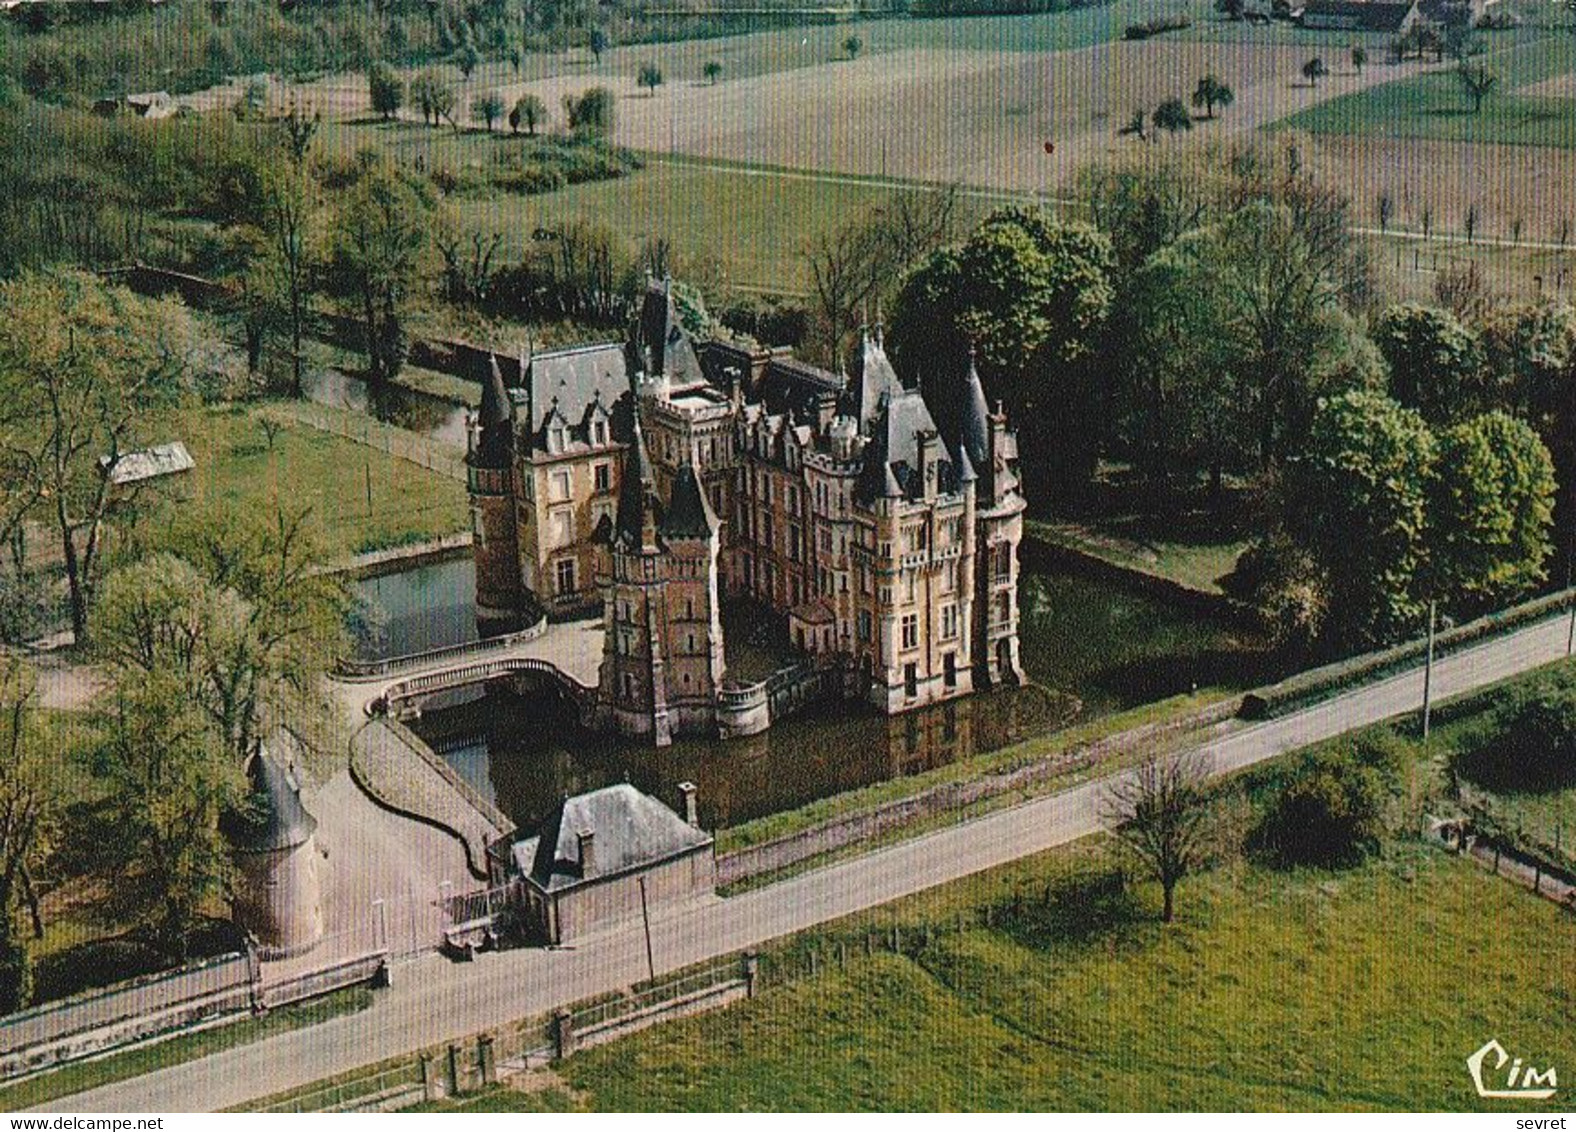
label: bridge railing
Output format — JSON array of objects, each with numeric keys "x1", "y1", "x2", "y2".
[
  {"x1": 376, "y1": 656, "x2": 596, "y2": 716},
  {"x1": 335, "y1": 618, "x2": 549, "y2": 681}
]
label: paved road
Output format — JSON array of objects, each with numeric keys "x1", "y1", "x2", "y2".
[{"x1": 46, "y1": 609, "x2": 1576, "y2": 1113}]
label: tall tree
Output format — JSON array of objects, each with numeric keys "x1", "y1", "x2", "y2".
[
  {"x1": 803, "y1": 185, "x2": 963, "y2": 367},
  {"x1": 1372, "y1": 303, "x2": 1488, "y2": 424},
  {"x1": 1303, "y1": 57, "x2": 1329, "y2": 86},
  {"x1": 367, "y1": 61, "x2": 404, "y2": 121},
  {"x1": 1191, "y1": 75, "x2": 1234, "y2": 119},
  {"x1": 472, "y1": 91, "x2": 504, "y2": 132},
  {"x1": 889, "y1": 207, "x2": 1113, "y2": 499},
  {"x1": 1428, "y1": 411, "x2": 1555, "y2": 616},
  {"x1": 331, "y1": 164, "x2": 429, "y2": 382},
  {"x1": 1152, "y1": 98, "x2": 1192, "y2": 135},
  {"x1": 0, "y1": 658, "x2": 56, "y2": 1012},
  {"x1": 1283, "y1": 391, "x2": 1435, "y2": 650},
  {"x1": 260, "y1": 166, "x2": 318, "y2": 397},
  {"x1": 0, "y1": 273, "x2": 193, "y2": 644},
  {"x1": 637, "y1": 63, "x2": 663, "y2": 96},
  {"x1": 509, "y1": 93, "x2": 546, "y2": 135},
  {"x1": 1102, "y1": 748, "x2": 1217, "y2": 923}
]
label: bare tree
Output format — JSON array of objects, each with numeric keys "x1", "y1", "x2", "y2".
[
  {"x1": 1102, "y1": 748, "x2": 1216, "y2": 923},
  {"x1": 262, "y1": 167, "x2": 317, "y2": 397},
  {"x1": 804, "y1": 185, "x2": 964, "y2": 365}
]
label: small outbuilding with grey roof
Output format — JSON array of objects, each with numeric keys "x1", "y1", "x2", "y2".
[{"x1": 491, "y1": 784, "x2": 715, "y2": 944}]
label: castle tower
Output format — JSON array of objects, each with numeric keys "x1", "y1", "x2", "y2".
[
  {"x1": 599, "y1": 414, "x2": 675, "y2": 746},
  {"x1": 658, "y1": 450, "x2": 726, "y2": 735},
  {"x1": 957, "y1": 356, "x2": 1026, "y2": 686},
  {"x1": 467, "y1": 356, "x2": 528, "y2": 635},
  {"x1": 221, "y1": 745, "x2": 323, "y2": 959}
]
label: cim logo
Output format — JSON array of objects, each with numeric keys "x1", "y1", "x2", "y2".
[{"x1": 1468, "y1": 1040, "x2": 1559, "y2": 1101}]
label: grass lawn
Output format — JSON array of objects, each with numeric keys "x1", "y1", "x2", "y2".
[
  {"x1": 1027, "y1": 518, "x2": 1247, "y2": 595},
  {"x1": 1019, "y1": 572, "x2": 1269, "y2": 714},
  {"x1": 429, "y1": 842, "x2": 1575, "y2": 1111},
  {"x1": 0, "y1": 987, "x2": 374, "y2": 1112},
  {"x1": 133, "y1": 401, "x2": 469, "y2": 562},
  {"x1": 1285, "y1": 33, "x2": 1576, "y2": 148}
]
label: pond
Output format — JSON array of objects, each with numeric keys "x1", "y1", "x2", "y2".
[
  {"x1": 370, "y1": 554, "x2": 1267, "y2": 835},
  {"x1": 301, "y1": 366, "x2": 471, "y2": 449},
  {"x1": 412, "y1": 680, "x2": 1076, "y2": 834}
]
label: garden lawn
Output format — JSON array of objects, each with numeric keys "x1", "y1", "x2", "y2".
[{"x1": 136, "y1": 402, "x2": 469, "y2": 562}]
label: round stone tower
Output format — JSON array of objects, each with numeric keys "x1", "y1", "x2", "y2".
[{"x1": 222, "y1": 745, "x2": 324, "y2": 959}]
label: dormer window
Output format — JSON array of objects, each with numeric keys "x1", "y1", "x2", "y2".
[
  {"x1": 549, "y1": 424, "x2": 568, "y2": 454},
  {"x1": 592, "y1": 418, "x2": 609, "y2": 447}
]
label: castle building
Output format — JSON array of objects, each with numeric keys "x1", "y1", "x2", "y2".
[{"x1": 467, "y1": 279, "x2": 1026, "y2": 744}]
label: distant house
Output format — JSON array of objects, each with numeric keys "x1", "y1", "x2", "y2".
[
  {"x1": 490, "y1": 784, "x2": 715, "y2": 945},
  {"x1": 1416, "y1": 0, "x2": 1485, "y2": 26},
  {"x1": 99, "y1": 441, "x2": 195, "y2": 487},
  {"x1": 1297, "y1": 0, "x2": 1420, "y2": 31},
  {"x1": 92, "y1": 91, "x2": 179, "y2": 120}
]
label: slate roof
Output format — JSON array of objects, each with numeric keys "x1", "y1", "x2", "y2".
[
  {"x1": 847, "y1": 330, "x2": 902, "y2": 429},
  {"x1": 661, "y1": 458, "x2": 717, "y2": 540},
  {"x1": 221, "y1": 745, "x2": 317, "y2": 854},
  {"x1": 471, "y1": 355, "x2": 515, "y2": 470},
  {"x1": 639, "y1": 278, "x2": 704, "y2": 387},
  {"x1": 758, "y1": 357, "x2": 843, "y2": 421},
  {"x1": 613, "y1": 415, "x2": 661, "y2": 550},
  {"x1": 957, "y1": 355, "x2": 991, "y2": 474},
  {"x1": 854, "y1": 386, "x2": 957, "y2": 505},
  {"x1": 513, "y1": 343, "x2": 633, "y2": 452},
  {"x1": 517, "y1": 784, "x2": 711, "y2": 893}
]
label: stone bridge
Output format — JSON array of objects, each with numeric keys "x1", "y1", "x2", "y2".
[
  {"x1": 332, "y1": 618, "x2": 604, "y2": 723},
  {"x1": 373, "y1": 655, "x2": 598, "y2": 721}
]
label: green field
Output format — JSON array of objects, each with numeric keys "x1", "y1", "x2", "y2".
[
  {"x1": 139, "y1": 401, "x2": 468, "y2": 561},
  {"x1": 1286, "y1": 34, "x2": 1576, "y2": 148},
  {"x1": 429, "y1": 841, "x2": 1575, "y2": 1111}
]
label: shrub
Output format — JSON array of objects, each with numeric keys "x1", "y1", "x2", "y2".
[
  {"x1": 496, "y1": 164, "x2": 567, "y2": 195},
  {"x1": 1467, "y1": 676, "x2": 1576, "y2": 791},
  {"x1": 1123, "y1": 13, "x2": 1191, "y2": 39},
  {"x1": 1261, "y1": 746, "x2": 1393, "y2": 867}
]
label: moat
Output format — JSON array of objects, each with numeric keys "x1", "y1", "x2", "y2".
[{"x1": 352, "y1": 555, "x2": 1258, "y2": 833}]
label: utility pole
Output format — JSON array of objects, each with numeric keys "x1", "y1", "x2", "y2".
[
  {"x1": 637, "y1": 876, "x2": 656, "y2": 984},
  {"x1": 1422, "y1": 599, "x2": 1437, "y2": 742}
]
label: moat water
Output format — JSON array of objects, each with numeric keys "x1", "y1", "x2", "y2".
[
  {"x1": 302, "y1": 367, "x2": 471, "y2": 448},
  {"x1": 352, "y1": 555, "x2": 1255, "y2": 835}
]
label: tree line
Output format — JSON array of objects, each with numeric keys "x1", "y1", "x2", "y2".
[{"x1": 874, "y1": 139, "x2": 1572, "y2": 659}]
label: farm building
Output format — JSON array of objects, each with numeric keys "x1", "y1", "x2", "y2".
[
  {"x1": 1296, "y1": 0, "x2": 1420, "y2": 30},
  {"x1": 493, "y1": 784, "x2": 715, "y2": 945}
]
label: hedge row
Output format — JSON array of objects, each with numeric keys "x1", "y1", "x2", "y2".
[
  {"x1": 1238, "y1": 587, "x2": 1576, "y2": 721},
  {"x1": 1122, "y1": 13, "x2": 1192, "y2": 38}
]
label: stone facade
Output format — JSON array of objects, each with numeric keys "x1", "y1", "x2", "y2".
[{"x1": 468, "y1": 279, "x2": 1026, "y2": 745}]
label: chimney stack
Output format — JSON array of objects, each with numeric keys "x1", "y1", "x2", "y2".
[
  {"x1": 576, "y1": 829, "x2": 596, "y2": 877},
  {"x1": 678, "y1": 782, "x2": 699, "y2": 828}
]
